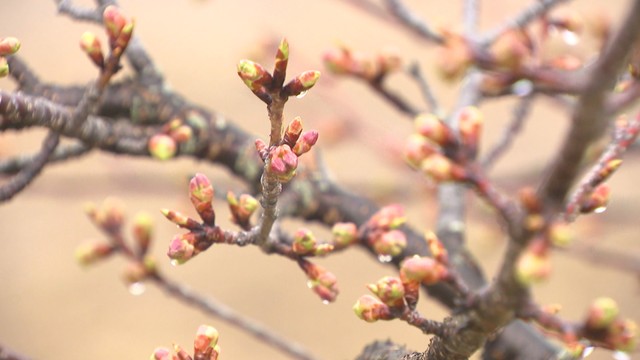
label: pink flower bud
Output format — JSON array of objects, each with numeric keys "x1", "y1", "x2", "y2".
[
  {"x1": 372, "y1": 229, "x2": 407, "y2": 257},
  {"x1": 586, "y1": 297, "x2": 619, "y2": 330},
  {"x1": 0, "y1": 37, "x2": 20, "y2": 56},
  {"x1": 161, "y1": 209, "x2": 201, "y2": 230},
  {"x1": 132, "y1": 212, "x2": 153, "y2": 255},
  {"x1": 194, "y1": 325, "x2": 219, "y2": 355},
  {"x1": 420, "y1": 153, "x2": 466, "y2": 182},
  {"x1": 79, "y1": 32, "x2": 104, "y2": 69},
  {"x1": 237, "y1": 59, "x2": 272, "y2": 91},
  {"x1": 189, "y1": 173, "x2": 215, "y2": 226},
  {"x1": 301, "y1": 261, "x2": 339, "y2": 302},
  {"x1": 283, "y1": 70, "x2": 321, "y2": 97},
  {"x1": 414, "y1": 113, "x2": 453, "y2": 146},
  {"x1": 149, "y1": 134, "x2": 177, "y2": 161},
  {"x1": 458, "y1": 106, "x2": 483, "y2": 149},
  {"x1": 75, "y1": 242, "x2": 114, "y2": 266},
  {"x1": 292, "y1": 130, "x2": 319, "y2": 156},
  {"x1": 323, "y1": 48, "x2": 353, "y2": 75},
  {"x1": 400, "y1": 255, "x2": 446, "y2": 285},
  {"x1": 227, "y1": 192, "x2": 258, "y2": 228},
  {"x1": 167, "y1": 234, "x2": 195, "y2": 264},
  {"x1": 353, "y1": 295, "x2": 393, "y2": 322},
  {"x1": 267, "y1": 144, "x2": 298, "y2": 182},
  {"x1": 404, "y1": 134, "x2": 439, "y2": 169},
  {"x1": 283, "y1": 117, "x2": 303, "y2": 147},
  {"x1": 425, "y1": 231, "x2": 448, "y2": 265},
  {"x1": 103, "y1": 6, "x2": 129, "y2": 47},
  {"x1": 367, "y1": 276, "x2": 405, "y2": 308},
  {"x1": 331, "y1": 222, "x2": 358, "y2": 248},
  {"x1": 368, "y1": 205, "x2": 405, "y2": 230},
  {"x1": 292, "y1": 228, "x2": 317, "y2": 255},
  {"x1": 150, "y1": 347, "x2": 172, "y2": 360}
]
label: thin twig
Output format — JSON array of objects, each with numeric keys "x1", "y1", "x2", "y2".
[
  {"x1": 408, "y1": 62, "x2": 442, "y2": 115},
  {"x1": 482, "y1": 94, "x2": 535, "y2": 170},
  {"x1": 383, "y1": 0, "x2": 444, "y2": 44},
  {"x1": 480, "y1": 0, "x2": 572, "y2": 47},
  {"x1": 371, "y1": 80, "x2": 420, "y2": 116},
  {"x1": 463, "y1": 0, "x2": 480, "y2": 36},
  {"x1": 0, "y1": 142, "x2": 90, "y2": 175},
  {"x1": 150, "y1": 274, "x2": 320, "y2": 360}
]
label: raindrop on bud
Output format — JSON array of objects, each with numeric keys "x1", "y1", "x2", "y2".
[
  {"x1": 128, "y1": 282, "x2": 146, "y2": 296},
  {"x1": 378, "y1": 254, "x2": 393, "y2": 263},
  {"x1": 296, "y1": 90, "x2": 308, "y2": 99}
]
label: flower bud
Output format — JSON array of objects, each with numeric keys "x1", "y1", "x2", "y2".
[
  {"x1": 367, "y1": 276, "x2": 405, "y2": 308},
  {"x1": 490, "y1": 30, "x2": 532, "y2": 70},
  {"x1": 331, "y1": 222, "x2": 358, "y2": 248},
  {"x1": 75, "y1": 242, "x2": 114, "y2": 266},
  {"x1": 353, "y1": 295, "x2": 393, "y2": 322},
  {"x1": 194, "y1": 325, "x2": 219, "y2": 355},
  {"x1": 580, "y1": 183, "x2": 610, "y2": 214},
  {"x1": 255, "y1": 138, "x2": 268, "y2": 160},
  {"x1": 414, "y1": 113, "x2": 453, "y2": 146},
  {"x1": 0, "y1": 57, "x2": 8, "y2": 78},
  {"x1": 0, "y1": 37, "x2": 20, "y2": 56},
  {"x1": 368, "y1": 205, "x2": 405, "y2": 230},
  {"x1": 515, "y1": 246, "x2": 551, "y2": 285},
  {"x1": 86, "y1": 197, "x2": 125, "y2": 234},
  {"x1": 267, "y1": 144, "x2": 298, "y2": 182},
  {"x1": 458, "y1": 106, "x2": 483, "y2": 149},
  {"x1": 167, "y1": 234, "x2": 195, "y2": 264},
  {"x1": 103, "y1": 6, "x2": 128, "y2": 46},
  {"x1": 400, "y1": 255, "x2": 446, "y2": 285},
  {"x1": 171, "y1": 125, "x2": 193, "y2": 143},
  {"x1": 173, "y1": 344, "x2": 191, "y2": 360},
  {"x1": 372, "y1": 229, "x2": 406, "y2": 257},
  {"x1": 436, "y1": 30, "x2": 472, "y2": 81},
  {"x1": 161, "y1": 209, "x2": 201, "y2": 231},
  {"x1": 283, "y1": 116, "x2": 303, "y2": 146},
  {"x1": 292, "y1": 130, "x2": 319, "y2": 156},
  {"x1": 132, "y1": 212, "x2": 153, "y2": 256},
  {"x1": 237, "y1": 59, "x2": 272, "y2": 91},
  {"x1": 518, "y1": 186, "x2": 542, "y2": 213},
  {"x1": 122, "y1": 261, "x2": 149, "y2": 284},
  {"x1": 549, "y1": 222, "x2": 573, "y2": 247},
  {"x1": 404, "y1": 134, "x2": 439, "y2": 169},
  {"x1": 425, "y1": 231, "x2": 448, "y2": 265},
  {"x1": 149, "y1": 134, "x2": 177, "y2": 161},
  {"x1": 227, "y1": 192, "x2": 258, "y2": 228},
  {"x1": 420, "y1": 153, "x2": 466, "y2": 182},
  {"x1": 586, "y1": 297, "x2": 619, "y2": 330},
  {"x1": 150, "y1": 347, "x2": 172, "y2": 360},
  {"x1": 300, "y1": 261, "x2": 339, "y2": 302},
  {"x1": 189, "y1": 173, "x2": 215, "y2": 226},
  {"x1": 323, "y1": 48, "x2": 353, "y2": 75},
  {"x1": 79, "y1": 31, "x2": 104, "y2": 69},
  {"x1": 292, "y1": 228, "x2": 317, "y2": 255},
  {"x1": 607, "y1": 319, "x2": 638, "y2": 353},
  {"x1": 283, "y1": 70, "x2": 321, "y2": 97}
]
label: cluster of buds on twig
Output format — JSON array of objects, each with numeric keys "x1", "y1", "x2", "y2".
[
  {"x1": 255, "y1": 116, "x2": 319, "y2": 183},
  {"x1": 76, "y1": 198, "x2": 157, "y2": 291},
  {"x1": 237, "y1": 38, "x2": 320, "y2": 104},
  {"x1": 298, "y1": 259, "x2": 339, "y2": 303},
  {"x1": 323, "y1": 46, "x2": 402, "y2": 82},
  {"x1": 152, "y1": 325, "x2": 221, "y2": 360},
  {"x1": 165, "y1": 173, "x2": 220, "y2": 264},
  {"x1": 581, "y1": 297, "x2": 638, "y2": 353},
  {"x1": 0, "y1": 36, "x2": 20, "y2": 78},
  {"x1": 226, "y1": 191, "x2": 258, "y2": 231},
  {"x1": 289, "y1": 222, "x2": 361, "y2": 257},
  {"x1": 405, "y1": 107, "x2": 484, "y2": 183},
  {"x1": 148, "y1": 118, "x2": 195, "y2": 161},
  {"x1": 79, "y1": 5, "x2": 134, "y2": 71},
  {"x1": 353, "y1": 238, "x2": 449, "y2": 323},
  {"x1": 359, "y1": 205, "x2": 407, "y2": 260}
]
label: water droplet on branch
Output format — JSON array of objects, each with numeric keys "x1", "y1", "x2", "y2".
[{"x1": 128, "y1": 282, "x2": 146, "y2": 296}]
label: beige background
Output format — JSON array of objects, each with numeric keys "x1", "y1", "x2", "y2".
[{"x1": 1, "y1": 0, "x2": 639, "y2": 359}]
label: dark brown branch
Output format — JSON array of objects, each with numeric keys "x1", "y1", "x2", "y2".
[{"x1": 538, "y1": 0, "x2": 640, "y2": 210}]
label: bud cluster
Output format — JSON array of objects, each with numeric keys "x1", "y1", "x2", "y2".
[
  {"x1": 581, "y1": 297, "x2": 638, "y2": 353},
  {"x1": 323, "y1": 46, "x2": 402, "y2": 82},
  {"x1": 148, "y1": 118, "x2": 195, "y2": 161},
  {"x1": 0, "y1": 36, "x2": 20, "y2": 78},
  {"x1": 151, "y1": 324, "x2": 221, "y2": 360},
  {"x1": 79, "y1": 6, "x2": 134, "y2": 70},
  {"x1": 362, "y1": 205, "x2": 407, "y2": 258},
  {"x1": 292, "y1": 228, "x2": 334, "y2": 256}
]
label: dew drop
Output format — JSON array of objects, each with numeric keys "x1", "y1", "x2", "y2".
[
  {"x1": 306, "y1": 280, "x2": 314, "y2": 289},
  {"x1": 561, "y1": 30, "x2": 580, "y2": 46},
  {"x1": 512, "y1": 79, "x2": 533, "y2": 97},
  {"x1": 594, "y1": 206, "x2": 607, "y2": 214},
  {"x1": 321, "y1": 299, "x2": 330, "y2": 305},
  {"x1": 170, "y1": 259, "x2": 180, "y2": 267},
  {"x1": 296, "y1": 91, "x2": 308, "y2": 99},
  {"x1": 128, "y1": 282, "x2": 146, "y2": 296},
  {"x1": 378, "y1": 254, "x2": 393, "y2": 263},
  {"x1": 582, "y1": 346, "x2": 595, "y2": 358}
]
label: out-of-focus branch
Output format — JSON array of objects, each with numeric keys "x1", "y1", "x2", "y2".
[
  {"x1": 0, "y1": 142, "x2": 90, "y2": 175},
  {"x1": 0, "y1": 344, "x2": 31, "y2": 360},
  {"x1": 383, "y1": 0, "x2": 444, "y2": 44}
]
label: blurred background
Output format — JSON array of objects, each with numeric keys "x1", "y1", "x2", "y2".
[{"x1": 0, "y1": 0, "x2": 638, "y2": 359}]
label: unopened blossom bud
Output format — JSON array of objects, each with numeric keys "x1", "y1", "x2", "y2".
[
  {"x1": 420, "y1": 153, "x2": 466, "y2": 182},
  {"x1": 171, "y1": 125, "x2": 193, "y2": 143},
  {"x1": 608, "y1": 319, "x2": 638, "y2": 353},
  {"x1": 425, "y1": 231, "x2": 448, "y2": 265},
  {"x1": 549, "y1": 222, "x2": 573, "y2": 247},
  {"x1": 161, "y1": 209, "x2": 201, "y2": 231},
  {"x1": 86, "y1": 197, "x2": 125, "y2": 234},
  {"x1": 114, "y1": 21, "x2": 134, "y2": 50},
  {"x1": 227, "y1": 192, "x2": 258, "y2": 228},
  {"x1": 75, "y1": 242, "x2": 114, "y2": 266},
  {"x1": 150, "y1": 347, "x2": 172, "y2": 360},
  {"x1": 283, "y1": 116, "x2": 303, "y2": 146},
  {"x1": 313, "y1": 243, "x2": 334, "y2": 256},
  {"x1": 400, "y1": 255, "x2": 446, "y2": 285},
  {"x1": 79, "y1": 31, "x2": 104, "y2": 69},
  {"x1": 301, "y1": 261, "x2": 339, "y2": 302},
  {"x1": 292, "y1": 130, "x2": 319, "y2": 156},
  {"x1": 149, "y1": 134, "x2": 177, "y2": 161},
  {"x1": 167, "y1": 234, "x2": 195, "y2": 264},
  {"x1": 404, "y1": 134, "x2": 439, "y2": 169},
  {"x1": 283, "y1": 70, "x2": 321, "y2": 97},
  {"x1": 377, "y1": 49, "x2": 402, "y2": 74},
  {"x1": 367, "y1": 276, "x2": 405, "y2": 308},
  {"x1": 292, "y1": 228, "x2": 317, "y2": 255},
  {"x1": 189, "y1": 173, "x2": 215, "y2": 226},
  {"x1": 0, "y1": 57, "x2": 8, "y2": 78},
  {"x1": 372, "y1": 229, "x2": 407, "y2": 257},
  {"x1": 458, "y1": 106, "x2": 483, "y2": 149},
  {"x1": 368, "y1": 205, "x2": 405, "y2": 230},
  {"x1": 267, "y1": 144, "x2": 298, "y2": 182},
  {"x1": 132, "y1": 212, "x2": 153, "y2": 255},
  {"x1": 255, "y1": 138, "x2": 268, "y2": 160},
  {"x1": 353, "y1": 295, "x2": 393, "y2": 322},
  {"x1": 586, "y1": 297, "x2": 619, "y2": 330},
  {"x1": 323, "y1": 48, "x2": 353, "y2": 75},
  {"x1": 519, "y1": 186, "x2": 542, "y2": 213},
  {"x1": 515, "y1": 246, "x2": 551, "y2": 285},
  {"x1": 331, "y1": 222, "x2": 358, "y2": 248},
  {"x1": 490, "y1": 30, "x2": 531, "y2": 70},
  {"x1": 237, "y1": 59, "x2": 272, "y2": 91},
  {"x1": 0, "y1": 37, "x2": 20, "y2": 56},
  {"x1": 122, "y1": 261, "x2": 149, "y2": 284},
  {"x1": 580, "y1": 183, "x2": 610, "y2": 214},
  {"x1": 414, "y1": 113, "x2": 453, "y2": 147},
  {"x1": 194, "y1": 325, "x2": 219, "y2": 355},
  {"x1": 436, "y1": 30, "x2": 472, "y2": 81},
  {"x1": 103, "y1": 6, "x2": 127, "y2": 44}
]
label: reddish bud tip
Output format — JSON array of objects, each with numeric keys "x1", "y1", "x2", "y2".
[
  {"x1": 400, "y1": 255, "x2": 446, "y2": 285},
  {"x1": 167, "y1": 234, "x2": 195, "y2": 265},
  {"x1": 367, "y1": 276, "x2": 405, "y2": 308},
  {"x1": 368, "y1": 205, "x2": 405, "y2": 230},
  {"x1": 283, "y1": 116, "x2": 304, "y2": 146},
  {"x1": 586, "y1": 297, "x2": 619, "y2": 330},
  {"x1": 0, "y1": 37, "x2": 21, "y2": 56},
  {"x1": 75, "y1": 242, "x2": 114, "y2": 266},
  {"x1": 414, "y1": 113, "x2": 453, "y2": 146},
  {"x1": 292, "y1": 228, "x2": 317, "y2": 255},
  {"x1": 404, "y1": 134, "x2": 439, "y2": 169},
  {"x1": 194, "y1": 325, "x2": 219, "y2": 355},
  {"x1": 353, "y1": 295, "x2": 393, "y2": 322},
  {"x1": 149, "y1": 134, "x2": 177, "y2": 161},
  {"x1": 331, "y1": 222, "x2": 358, "y2": 248},
  {"x1": 267, "y1": 144, "x2": 298, "y2": 183},
  {"x1": 515, "y1": 247, "x2": 551, "y2": 285},
  {"x1": 189, "y1": 173, "x2": 216, "y2": 226},
  {"x1": 132, "y1": 212, "x2": 154, "y2": 255},
  {"x1": 372, "y1": 229, "x2": 407, "y2": 257},
  {"x1": 425, "y1": 231, "x2": 448, "y2": 265},
  {"x1": 292, "y1": 130, "x2": 319, "y2": 156}
]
